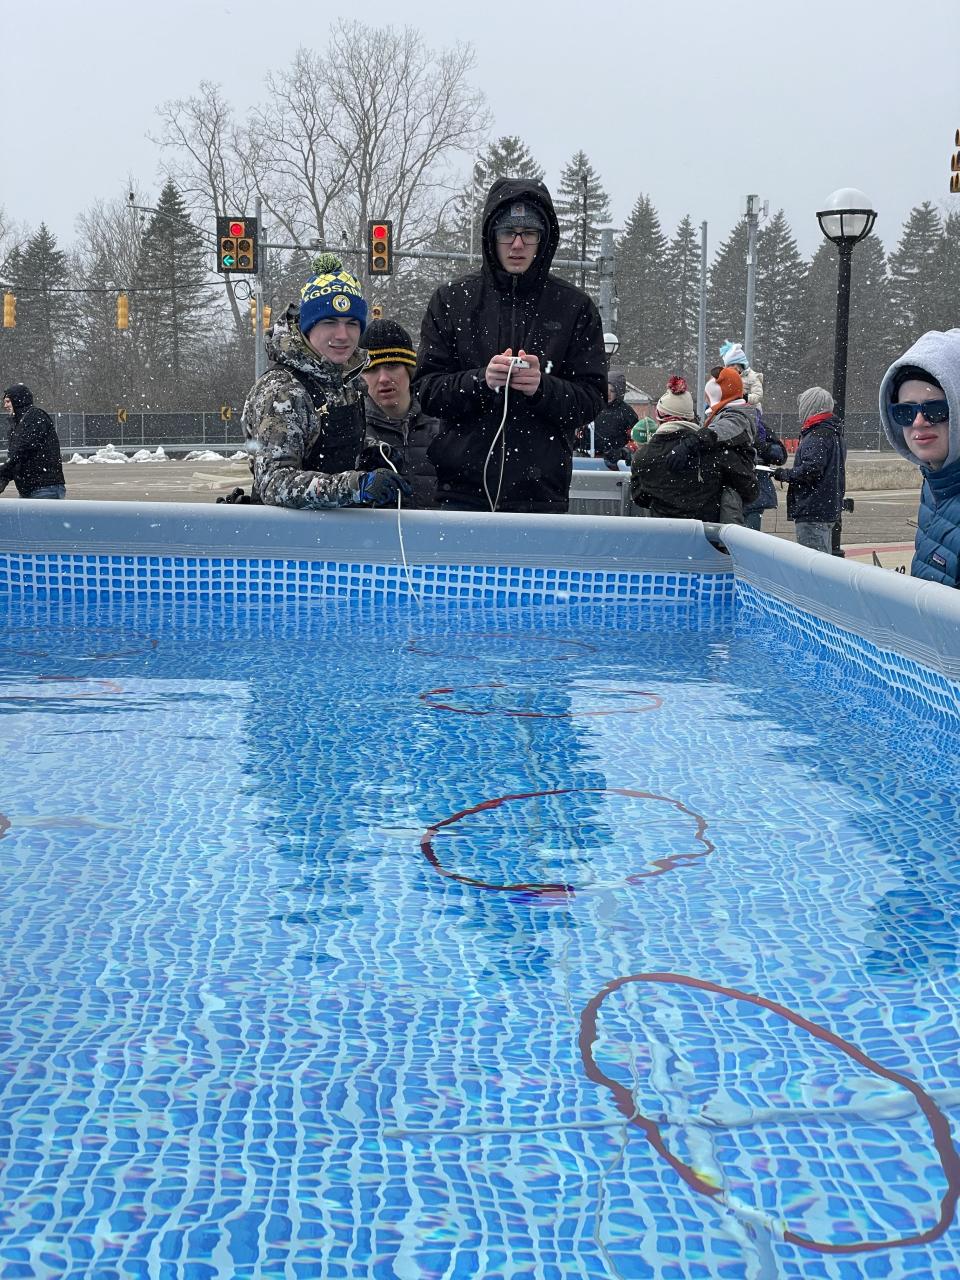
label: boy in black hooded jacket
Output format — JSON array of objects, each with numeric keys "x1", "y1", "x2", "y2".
[{"x1": 413, "y1": 178, "x2": 606, "y2": 513}]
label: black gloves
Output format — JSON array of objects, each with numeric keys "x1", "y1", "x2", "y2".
[{"x1": 358, "y1": 469, "x2": 413, "y2": 506}]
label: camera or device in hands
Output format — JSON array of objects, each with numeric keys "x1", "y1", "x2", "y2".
[
  {"x1": 842, "y1": 497, "x2": 855, "y2": 513},
  {"x1": 509, "y1": 357, "x2": 530, "y2": 369}
]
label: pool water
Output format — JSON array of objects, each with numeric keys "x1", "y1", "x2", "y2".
[{"x1": 1, "y1": 595, "x2": 959, "y2": 1279}]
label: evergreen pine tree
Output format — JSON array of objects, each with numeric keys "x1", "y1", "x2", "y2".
[
  {"x1": 753, "y1": 210, "x2": 807, "y2": 406},
  {"x1": 938, "y1": 209, "x2": 960, "y2": 334},
  {"x1": 797, "y1": 239, "x2": 837, "y2": 396},
  {"x1": 553, "y1": 151, "x2": 611, "y2": 267},
  {"x1": 887, "y1": 202, "x2": 944, "y2": 346},
  {"x1": 4, "y1": 225, "x2": 78, "y2": 406},
  {"x1": 615, "y1": 195, "x2": 670, "y2": 365},
  {"x1": 800, "y1": 233, "x2": 890, "y2": 414},
  {"x1": 707, "y1": 217, "x2": 749, "y2": 370},
  {"x1": 663, "y1": 215, "x2": 701, "y2": 374},
  {"x1": 449, "y1": 137, "x2": 545, "y2": 261},
  {"x1": 75, "y1": 250, "x2": 135, "y2": 410},
  {"x1": 129, "y1": 180, "x2": 213, "y2": 408}
]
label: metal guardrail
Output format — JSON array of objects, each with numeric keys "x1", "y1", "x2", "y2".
[{"x1": 568, "y1": 468, "x2": 635, "y2": 517}]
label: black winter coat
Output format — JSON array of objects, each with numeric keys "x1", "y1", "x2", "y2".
[
  {"x1": 0, "y1": 404, "x2": 65, "y2": 496},
  {"x1": 774, "y1": 415, "x2": 846, "y2": 522},
  {"x1": 594, "y1": 398, "x2": 638, "y2": 458},
  {"x1": 413, "y1": 178, "x2": 606, "y2": 512},
  {"x1": 361, "y1": 394, "x2": 441, "y2": 509},
  {"x1": 630, "y1": 426, "x2": 759, "y2": 521}
]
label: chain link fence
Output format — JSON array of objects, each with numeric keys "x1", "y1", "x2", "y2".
[
  {"x1": 760, "y1": 412, "x2": 891, "y2": 452},
  {"x1": 51, "y1": 413, "x2": 245, "y2": 453}
]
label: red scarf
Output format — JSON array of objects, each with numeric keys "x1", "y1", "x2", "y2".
[{"x1": 802, "y1": 412, "x2": 833, "y2": 430}]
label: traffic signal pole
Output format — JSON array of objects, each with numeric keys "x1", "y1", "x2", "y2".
[{"x1": 254, "y1": 196, "x2": 266, "y2": 382}]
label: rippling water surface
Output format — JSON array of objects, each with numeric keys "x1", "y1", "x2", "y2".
[{"x1": 1, "y1": 596, "x2": 958, "y2": 1279}]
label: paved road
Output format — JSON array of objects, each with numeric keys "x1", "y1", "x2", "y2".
[{"x1": 0, "y1": 459, "x2": 921, "y2": 567}]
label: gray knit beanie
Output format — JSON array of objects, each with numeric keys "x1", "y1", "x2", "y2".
[{"x1": 798, "y1": 386, "x2": 835, "y2": 423}]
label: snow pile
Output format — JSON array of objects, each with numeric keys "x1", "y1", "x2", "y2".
[
  {"x1": 87, "y1": 443, "x2": 129, "y2": 464},
  {"x1": 67, "y1": 453, "x2": 91, "y2": 465},
  {"x1": 129, "y1": 447, "x2": 169, "y2": 463},
  {"x1": 183, "y1": 449, "x2": 228, "y2": 463},
  {"x1": 228, "y1": 450, "x2": 248, "y2": 461}
]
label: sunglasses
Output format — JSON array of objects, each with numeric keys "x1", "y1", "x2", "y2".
[{"x1": 890, "y1": 399, "x2": 949, "y2": 428}]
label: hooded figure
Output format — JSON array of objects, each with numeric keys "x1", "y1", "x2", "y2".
[
  {"x1": 0, "y1": 384, "x2": 66, "y2": 499},
  {"x1": 773, "y1": 386, "x2": 846, "y2": 553},
  {"x1": 594, "y1": 368, "x2": 640, "y2": 462},
  {"x1": 879, "y1": 328, "x2": 960, "y2": 587},
  {"x1": 240, "y1": 253, "x2": 408, "y2": 510},
  {"x1": 413, "y1": 177, "x2": 606, "y2": 512}
]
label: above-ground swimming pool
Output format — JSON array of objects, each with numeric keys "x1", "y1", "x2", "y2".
[{"x1": 1, "y1": 504, "x2": 959, "y2": 1279}]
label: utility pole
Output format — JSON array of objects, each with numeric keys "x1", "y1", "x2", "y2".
[
  {"x1": 254, "y1": 196, "x2": 266, "y2": 382},
  {"x1": 580, "y1": 170, "x2": 589, "y2": 290},
  {"x1": 744, "y1": 195, "x2": 759, "y2": 362},
  {"x1": 743, "y1": 195, "x2": 766, "y2": 362},
  {"x1": 597, "y1": 228, "x2": 616, "y2": 334},
  {"x1": 696, "y1": 221, "x2": 708, "y2": 416}
]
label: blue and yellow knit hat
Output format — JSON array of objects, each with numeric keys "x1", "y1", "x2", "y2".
[{"x1": 299, "y1": 253, "x2": 368, "y2": 337}]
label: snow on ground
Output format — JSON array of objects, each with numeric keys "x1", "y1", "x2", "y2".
[{"x1": 66, "y1": 446, "x2": 246, "y2": 465}]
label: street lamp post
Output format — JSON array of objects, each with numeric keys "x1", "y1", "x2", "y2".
[{"x1": 815, "y1": 187, "x2": 877, "y2": 553}]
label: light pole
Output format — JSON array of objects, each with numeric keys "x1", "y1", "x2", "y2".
[
  {"x1": 815, "y1": 187, "x2": 877, "y2": 554},
  {"x1": 815, "y1": 188, "x2": 877, "y2": 423},
  {"x1": 603, "y1": 333, "x2": 620, "y2": 359}
]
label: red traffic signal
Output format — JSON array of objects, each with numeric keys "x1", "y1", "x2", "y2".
[
  {"x1": 216, "y1": 215, "x2": 258, "y2": 274},
  {"x1": 367, "y1": 219, "x2": 393, "y2": 275}
]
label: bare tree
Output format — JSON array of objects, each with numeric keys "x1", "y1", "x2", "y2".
[
  {"x1": 152, "y1": 82, "x2": 252, "y2": 334},
  {"x1": 240, "y1": 24, "x2": 489, "y2": 295}
]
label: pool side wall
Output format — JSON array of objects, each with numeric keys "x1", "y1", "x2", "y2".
[
  {"x1": 0, "y1": 502, "x2": 732, "y2": 610},
  {"x1": 724, "y1": 525, "x2": 960, "y2": 717}
]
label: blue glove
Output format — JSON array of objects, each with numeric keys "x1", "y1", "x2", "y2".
[{"x1": 358, "y1": 469, "x2": 413, "y2": 506}]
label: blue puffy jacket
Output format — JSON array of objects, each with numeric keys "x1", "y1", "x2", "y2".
[{"x1": 913, "y1": 457, "x2": 960, "y2": 587}]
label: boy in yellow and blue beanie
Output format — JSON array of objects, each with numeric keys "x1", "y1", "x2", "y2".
[{"x1": 298, "y1": 253, "x2": 368, "y2": 338}]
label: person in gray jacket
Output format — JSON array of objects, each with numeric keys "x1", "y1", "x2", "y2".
[{"x1": 360, "y1": 320, "x2": 440, "y2": 508}]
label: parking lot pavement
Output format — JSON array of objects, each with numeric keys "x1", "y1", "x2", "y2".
[{"x1": 0, "y1": 460, "x2": 252, "y2": 505}]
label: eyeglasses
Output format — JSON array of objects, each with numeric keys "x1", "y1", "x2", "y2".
[
  {"x1": 494, "y1": 227, "x2": 541, "y2": 244},
  {"x1": 889, "y1": 399, "x2": 950, "y2": 428}
]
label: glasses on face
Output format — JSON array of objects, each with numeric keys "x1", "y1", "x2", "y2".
[
  {"x1": 494, "y1": 227, "x2": 541, "y2": 245},
  {"x1": 890, "y1": 399, "x2": 950, "y2": 428}
]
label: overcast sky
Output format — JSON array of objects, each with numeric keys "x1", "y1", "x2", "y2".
[{"x1": 5, "y1": 0, "x2": 960, "y2": 260}]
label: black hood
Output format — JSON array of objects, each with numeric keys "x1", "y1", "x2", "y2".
[
  {"x1": 481, "y1": 178, "x2": 560, "y2": 296},
  {"x1": 3, "y1": 383, "x2": 33, "y2": 419}
]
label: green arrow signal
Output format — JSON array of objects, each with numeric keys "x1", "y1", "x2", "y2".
[{"x1": 223, "y1": 254, "x2": 236, "y2": 267}]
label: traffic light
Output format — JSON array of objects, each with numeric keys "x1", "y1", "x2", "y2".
[
  {"x1": 262, "y1": 304, "x2": 272, "y2": 332},
  {"x1": 370, "y1": 304, "x2": 384, "y2": 321},
  {"x1": 116, "y1": 293, "x2": 129, "y2": 330},
  {"x1": 368, "y1": 220, "x2": 393, "y2": 275},
  {"x1": 217, "y1": 216, "x2": 258, "y2": 274},
  {"x1": 2, "y1": 292, "x2": 15, "y2": 329},
  {"x1": 249, "y1": 297, "x2": 258, "y2": 335}
]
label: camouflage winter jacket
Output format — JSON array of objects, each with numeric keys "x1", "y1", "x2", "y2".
[{"x1": 241, "y1": 303, "x2": 369, "y2": 508}]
